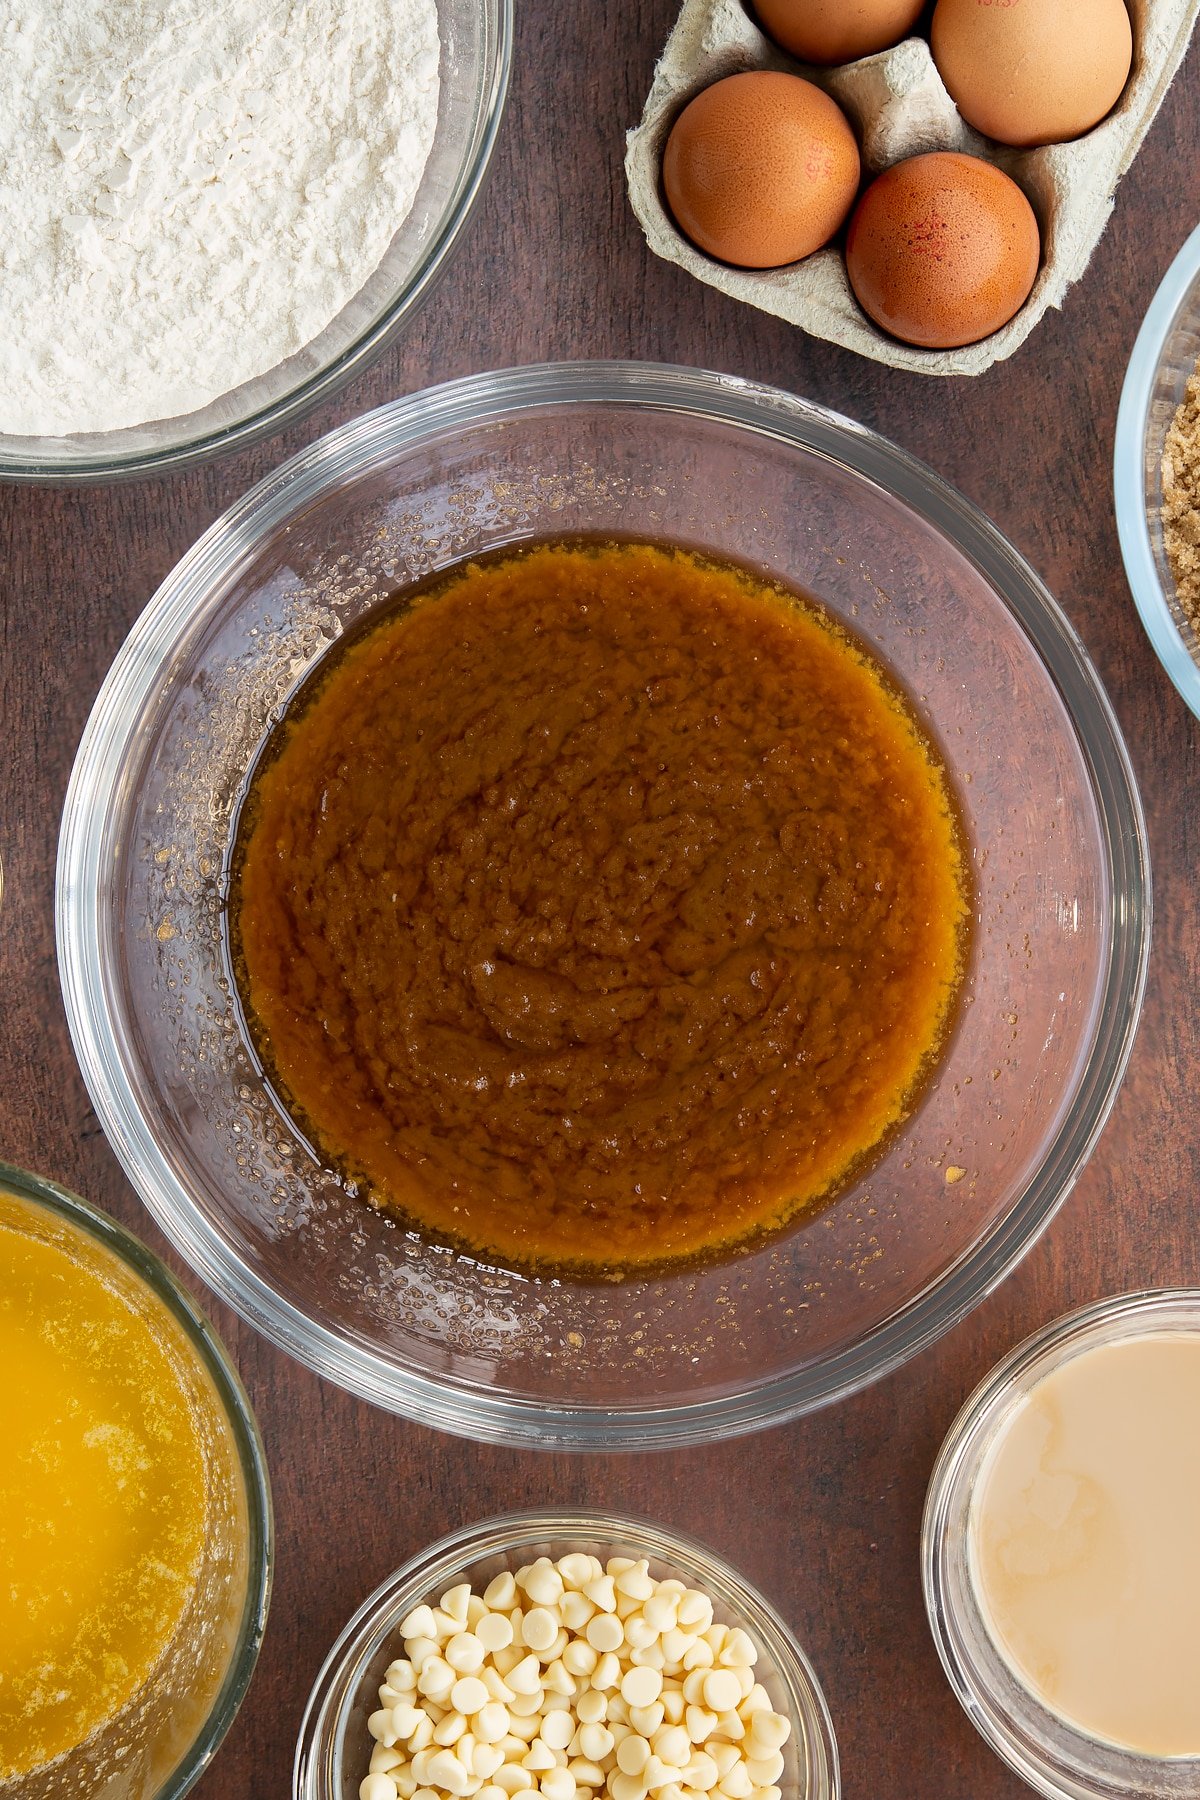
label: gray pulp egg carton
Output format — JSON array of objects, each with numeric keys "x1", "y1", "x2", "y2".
[{"x1": 625, "y1": 0, "x2": 1198, "y2": 374}]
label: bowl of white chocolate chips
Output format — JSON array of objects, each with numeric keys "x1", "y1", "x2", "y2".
[{"x1": 293, "y1": 1511, "x2": 840, "y2": 1800}]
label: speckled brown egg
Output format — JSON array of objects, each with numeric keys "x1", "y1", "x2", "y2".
[
  {"x1": 845, "y1": 152, "x2": 1040, "y2": 349},
  {"x1": 754, "y1": 0, "x2": 926, "y2": 66},
  {"x1": 931, "y1": 0, "x2": 1133, "y2": 148},
  {"x1": 662, "y1": 71, "x2": 861, "y2": 269}
]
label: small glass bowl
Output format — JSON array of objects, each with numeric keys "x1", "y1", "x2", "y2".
[
  {"x1": 293, "y1": 1509, "x2": 840, "y2": 1800},
  {"x1": 1114, "y1": 220, "x2": 1200, "y2": 721},
  {"x1": 0, "y1": 0, "x2": 511, "y2": 482},
  {"x1": 922, "y1": 1290, "x2": 1200, "y2": 1800},
  {"x1": 0, "y1": 1158, "x2": 273, "y2": 1800}
]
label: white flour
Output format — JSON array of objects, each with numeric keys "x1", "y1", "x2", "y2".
[{"x1": 0, "y1": 0, "x2": 440, "y2": 437}]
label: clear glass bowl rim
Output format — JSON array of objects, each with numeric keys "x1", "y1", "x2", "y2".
[
  {"x1": 1114, "y1": 219, "x2": 1200, "y2": 721},
  {"x1": 0, "y1": 0, "x2": 512, "y2": 484},
  {"x1": 55, "y1": 358, "x2": 1152, "y2": 1449},
  {"x1": 0, "y1": 1157, "x2": 274, "y2": 1799},
  {"x1": 292, "y1": 1506, "x2": 840, "y2": 1800},
  {"x1": 921, "y1": 1288, "x2": 1200, "y2": 1799}
]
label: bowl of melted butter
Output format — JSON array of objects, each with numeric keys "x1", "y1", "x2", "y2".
[
  {"x1": 57, "y1": 362, "x2": 1149, "y2": 1447},
  {"x1": 0, "y1": 1160, "x2": 271, "y2": 1797}
]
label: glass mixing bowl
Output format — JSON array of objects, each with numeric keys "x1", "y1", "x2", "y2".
[
  {"x1": 0, "y1": 0, "x2": 510, "y2": 483},
  {"x1": 0, "y1": 1159, "x2": 272, "y2": 1799},
  {"x1": 56, "y1": 361, "x2": 1150, "y2": 1448},
  {"x1": 293, "y1": 1509, "x2": 839, "y2": 1800},
  {"x1": 1115, "y1": 220, "x2": 1200, "y2": 721}
]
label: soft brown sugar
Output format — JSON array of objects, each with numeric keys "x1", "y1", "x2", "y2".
[{"x1": 1161, "y1": 371, "x2": 1200, "y2": 637}]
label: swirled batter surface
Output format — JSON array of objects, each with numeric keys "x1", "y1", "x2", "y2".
[{"x1": 231, "y1": 540, "x2": 969, "y2": 1275}]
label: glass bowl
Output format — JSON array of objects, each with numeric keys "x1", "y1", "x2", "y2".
[
  {"x1": 293, "y1": 1509, "x2": 839, "y2": 1800},
  {"x1": 0, "y1": 0, "x2": 511, "y2": 484},
  {"x1": 0, "y1": 1158, "x2": 272, "y2": 1800},
  {"x1": 1114, "y1": 220, "x2": 1200, "y2": 721},
  {"x1": 923, "y1": 1291, "x2": 1200, "y2": 1800},
  {"x1": 56, "y1": 360, "x2": 1150, "y2": 1449}
]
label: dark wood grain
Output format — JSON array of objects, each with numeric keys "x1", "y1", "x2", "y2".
[{"x1": 3, "y1": 6, "x2": 1199, "y2": 1797}]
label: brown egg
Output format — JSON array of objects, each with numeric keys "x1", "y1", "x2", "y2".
[
  {"x1": 931, "y1": 0, "x2": 1133, "y2": 148},
  {"x1": 662, "y1": 72, "x2": 861, "y2": 269},
  {"x1": 845, "y1": 152, "x2": 1040, "y2": 349},
  {"x1": 754, "y1": 0, "x2": 926, "y2": 66}
]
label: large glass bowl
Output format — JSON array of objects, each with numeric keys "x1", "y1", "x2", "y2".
[
  {"x1": 1115, "y1": 220, "x2": 1200, "y2": 721},
  {"x1": 0, "y1": 0, "x2": 510, "y2": 483},
  {"x1": 0, "y1": 1159, "x2": 272, "y2": 1799},
  {"x1": 293, "y1": 1509, "x2": 839, "y2": 1800},
  {"x1": 56, "y1": 361, "x2": 1150, "y2": 1449}
]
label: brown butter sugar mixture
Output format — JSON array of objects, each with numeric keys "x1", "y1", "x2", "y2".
[{"x1": 231, "y1": 539, "x2": 970, "y2": 1276}]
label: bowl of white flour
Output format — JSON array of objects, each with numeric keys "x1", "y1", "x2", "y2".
[{"x1": 0, "y1": 0, "x2": 511, "y2": 479}]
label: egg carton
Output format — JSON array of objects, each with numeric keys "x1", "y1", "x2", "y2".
[{"x1": 625, "y1": 0, "x2": 1198, "y2": 374}]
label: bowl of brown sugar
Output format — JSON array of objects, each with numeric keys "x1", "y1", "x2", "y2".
[
  {"x1": 1116, "y1": 220, "x2": 1200, "y2": 721},
  {"x1": 58, "y1": 361, "x2": 1149, "y2": 1448}
]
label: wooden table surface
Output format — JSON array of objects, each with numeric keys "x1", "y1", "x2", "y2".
[{"x1": 3, "y1": 7, "x2": 1199, "y2": 1797}]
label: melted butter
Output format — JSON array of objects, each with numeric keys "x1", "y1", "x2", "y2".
[
  {"x1": 971, "y1": 1332, "x2": 1200, "y2": 1757},
  {"x1": 230, "y1": 538, "x2": 970, "y2": 1277},
  {"x1": 0, "y1": 1191, "x2": 208, "y2": 1779}
]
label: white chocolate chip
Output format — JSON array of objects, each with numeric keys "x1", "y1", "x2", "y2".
[
  {"x1": 524, "y1": 1562, "x2": 565, "y2": 1607},
  {"x1": 485, "y1": 1574, "x2": 518, "y2": 1612},
  {"x1": 701, "y1": 1672, "x2": 742, "y2": 1715},
  {"x1": 652, "y1": 1726, "x2": 689, "y2": 1768},
  {"x1": 402, "y1": 1606, "x2": 438, "y2": 1642},
  {"x1": 508, "y1": 1655, "x2": 543, "y2": 1696},
  {"x1": 616, "y1": 1735, "x2": 652, "y2": 1776},
  {"x1": 522, "y1": 1610, "x2": 560, "y2": 1654},
  {"x1": 443, "y1": 1586, "x2": 472, "y2": 1626},
  {"x1": 476, "y1": 1704, "x2": 511, "y2": 1744},
  {"x1": 577, "y1": 1724, "x2": 613, "y2": 1762},
  {"x1": 585, "y1": 1615, "x2": 624, "y2": 1655},
  {"x1": 621, "y1": 1668, "x2": 663, "y2": 1709},
  {"x1": 683, "y1": 1706, "x2": 712, "y2": 1749},
  {"x1": 622, "y1": 1615, "x2": 656, "y2": 1652},
  {"x1": 478, "y1": 1614, "x2": 516, "y2": 1654},
  {"x1": 362, "y1": 1775, "x2": 399, "y2": 1800},
  {"x1": 372, "y1": 1746, "x2": 406, "y2": 1774},
  {"x1": 627, "y1": 1704, "x2": 665, "y2": 1738},
  {"x1": 677, "y1": 1593, "x2": 713, "y2": 1631},
  {"x1": 539, "y1": 1712, "x2": 576, "y2": 1752},
  {"x1": 451, "y1": 1678, "x2": 488, "y2": 1716},
  {"x1": 743, "y1": 1753, "x2": 784, "y2": 1786},
  {"x1": 745, "y1": 1712, "x2": 789, "y2": 1753},
  {"x1": 614, "y1": 1564, "x2": 655, "y2": 1602},
  {"x1": 495, "y1": 1769, "x2": 533, "y2": 1795},
  {"x1": 562, "y1": 1640, "x2": 598, "y2": 1678},
  {"x1": 556, "y1": 1554, "x2": 594, "y2": 1590},
  {"x1": 560, "y1": 1593, "x2": 595, "y2": 1633},
  {"x1": 643, "y1": 1594, "x2": 677, "y2": 1634},
  {"x1": 426, "y1": 1752, "x2": 472, "y2": 1796},
  {"x1": 447, "y1": 1636, "x2": 486, "y2": 1674}
]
